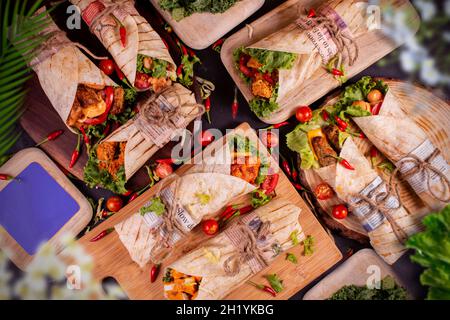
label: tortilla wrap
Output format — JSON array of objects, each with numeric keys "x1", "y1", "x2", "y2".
[
  {"x1": 115, "y1": 172, "x2": 256, "y2": 267},
  {"x1": 70, "y1": 0, "x2": 176, "y2": 87},
  {"x1": 354, "y1": 92, "x2": 450, "y2": 211},
  {"x1": 246, "y1": 0, "x2": 368, "y2": 110},
  {"x1": 100, "y1": 83, "x2": 203, "y2": 180},
  {"x1": 164, "y1": 199, "x2": 304, "y2": 300},
  {"x1": 30, "y1": 8, "x2": 116, "y2": 132},
  {"x1": 316, "y1": 138, "x2": 425, "y2": 264}
]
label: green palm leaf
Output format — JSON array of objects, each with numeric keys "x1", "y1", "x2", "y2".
[{"x1": 0, "y1": 0, "x2": 54, "y2": 158}]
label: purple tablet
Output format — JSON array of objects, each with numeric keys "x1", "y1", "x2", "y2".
[{"x1": 0, "y1": 162, "x2": 80, "y2": 255}]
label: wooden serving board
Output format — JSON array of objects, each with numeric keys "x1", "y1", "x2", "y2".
[
  {"x1": 302, "y1": 79, "x2": 450, "y2": 239},
  {"x1": 75, "y1": 123, "x2": 342, "y2": 300},
  {"x1": 0, "y1": 148, "x2": 92, "y2": 270},
  {"x1": 149, "y1": 0, "x2": 265, "y2": 50},
  {"x1": 221, "y1": 0, "x2": 421, "y2": 124},
  {"x1": 303, "y1": 249, "x2": 409, "y2": 300}
]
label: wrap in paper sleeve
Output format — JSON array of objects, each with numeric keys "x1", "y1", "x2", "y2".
[
  {"x1": 353, "y1": 92, "x2": 450, "y2": 211},
  {"x1": 163, "y1": 199, "x2": 304, "y2": 300},
  {"x1": 29, "y1": 8, "x2": 116, "y2": 132},
  {"x1": 316, "y1": 138, "x2": 426, "y2": 264}
]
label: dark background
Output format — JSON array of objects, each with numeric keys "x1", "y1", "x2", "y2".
[{"x1": 8, "y1": 0, "x2": 437, "y2": 299}]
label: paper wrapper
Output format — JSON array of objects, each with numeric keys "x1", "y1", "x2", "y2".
[
  {"x1": 115, "y1": 172, "x2": 256, "y2": 267},
  {"x1": 353, "y1": 91, "x2": 450, "y2": 211},
  {"x1": 246, "y1": 0, "x2": 368, "y2": 110},
  {"x1": 71, "y1": 0, "x2": 176, "y2": 86},
  {"x1": 315, "y1": 138, "x2": 424, "y2": 264},
  {"x1": 164, "y1": 199, "x2": 303, "y2": 300},
  {"x1": 101, "y1": 83, "x2": 202, "y2": 180},
  {"x1": 30, "y1": 8, "x2": 116, "y2": 132}
]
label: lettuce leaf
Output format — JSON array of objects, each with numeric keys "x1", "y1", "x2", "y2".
[
  {"x1": 140, "y1": 197, "x2": 166, "y2": 216},
  {"x1": 249, "y1": 88, "x2": 280, "y2": 118},
  {"x1": 407, "y1": 205, "x2": 450, "y2": 300},
  {"x1": 160, "y1": 0, "x2": 240, "y2": 21},
  {"x1": 137, "y1": 54, "x2": 170, "y2": 79},
  {"x1": 235, "y1": 47, "x2": 297, "y2": 73}
]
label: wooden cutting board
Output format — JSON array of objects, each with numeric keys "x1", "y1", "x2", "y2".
[
  {"x1": 75, "y1": 123, "x2": 342, "y2": 300},
  {"x1": 221, "y1": 0, "x2": 421, "y2": 124},
  {"x1": 302, "y1": 79, "x2": 450, "y2": 240},
  {"x1": 303, "y1": 249, "x2": 409, "y2": 300},
  {"x1": 148, "y1": 0, "x2": 265, "y2": 50}
]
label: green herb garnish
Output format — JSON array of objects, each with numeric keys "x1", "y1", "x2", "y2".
[
  {"x1": 290, "y1": 230, "x2": 300, "y2": 246},
  {"x1": 140, "y1": 197, "x2": 166, "y2": 216},
  {"x1": 195, "y1": 193, "x2": 211, "y2": 205},
  {"x1": 160, "y1": 0, "x2": 241, "y2": 21},
  {"x1": 286, "y1": 253, "x2": 298, "y2": 264},
  {"x1": 265, "y1": 274, "x2": 284, "y2": 293},
  {"x1": 303, "y1": 235, "x2": 315, "y2": 256}
]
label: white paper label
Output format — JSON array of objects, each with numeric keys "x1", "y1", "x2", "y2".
[
  {"x1": 397, "y1": 139, "x2": 449, "y2": 196},
  {"x1": 349, "y1": 176, "x2": 400, "y2": 232}
]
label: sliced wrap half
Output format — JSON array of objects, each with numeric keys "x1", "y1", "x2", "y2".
[
  {"x1": 71, "y1": 0, "x2": 176, "y2": 91},
  {"x1": 115, "y1": 172, "x2": 257, "y2": 267},
  {"x1": 163, "y1": 199, "x2": 304, "y2": 300},
  {"x1": 354, "y1": 93, "x2": 450, "y2": 211},
  {"x1": 234, "y1": 0, "x2": 368, "y2": 118}
]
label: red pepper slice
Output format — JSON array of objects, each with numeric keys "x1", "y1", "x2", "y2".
[
  {"x1": 83, "y1": 87, "x2": 114, "y2": 126},
  {"x1": 261, "y1": 174, "x2": 280, "y2": 194},
  {"x1": 119, "y1": 26, "x2": 127, "y2": 47},
  {"x1": 371, "y1": 101, "x2": 383, "y2": 115},
  {"x1": 334, "y1": 116, "x2": 348, "y2": 131}
]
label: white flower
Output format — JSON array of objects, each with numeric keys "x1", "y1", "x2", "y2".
[
  {"x1": 445, "y1": 0, "x2": 450, "y2": 15},
  {"x1": 414, "y1": 0, "x2": 436, "y2": 21},
  {"x1": 420, "y1": 59, "x2": 441, "y2": 85}
]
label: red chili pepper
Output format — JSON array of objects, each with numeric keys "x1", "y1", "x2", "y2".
[
  {"x1": 119, "y1": 26, "x2": 127, "y2": 47},
  {"x1": 177, "y1": 40, "x2": 188, "y2": 56},
  {"x1": 102, "y1": 123, "x2": 111, "y2": 137},
  {"x1": 83, "y1": 87, "x2": 114, "y2": 126},
  {"x1": 156, "y1": 158, "x2": 176, "y2": 165},
  {"x1": 176, "y1": 64, "x2": 183, "y2": 77},
  {"x1": 0, "y1": 174, "x2": 16, "y2": 181},
  {"x1": 231, "y1": 87, "x2": 239, "y2": 119},
  {"x1": 123, "y1": 189, "x2": 133, "y2": 197},
  {"x1": 80, "y1": 126, "x2": 90, "y2": 146},
  {"x1": 280, "y1": 156, "x2": 292, "y2": 177},
  {"x1": 294, "y1": 183, "x2": 303, "y2": 191},
  {"x1": 334, "y1": 116, "x2": 348, "y2": 131},
  {"x1": 247, "y1": 281, "x2": 277, "y2": 297},
  {"x1": 338, "y1": 157, "x2": 355, "y2": 170},
  {"x1": 331, "y1": 68, "x2": 344, "y2": 76},
  {"x1": 321, "y1": 110, "x2": 330, "y2": 122},
  {"x1": 90, "y1": 228, "x2": 115, "y2": 242},
  {"x1": 150, "y1": 264, "x2": 161, "y2": 283},
  {"x1": 370, "y1": 147, "x2": 378, "y2": 158},
  {"x1": 69, "y1": 134, "x2": 81, "y2": 169},
  {"x1": 35, "y1": 129, "x2": 64, "y2": 146},
  {"x1": 266, "y1": 121, "x2": 290, "y2": 130},
  {"x1": 307, "y1": 8, "x2": 316, "y2": 18},
  {"x1": 101, "y1": 210, "x2": 114, "y2": 219},
  {"x1": 188, "y1": 49, "x2": 196, "y2": 58},
  {"x1": 129, "y1": 192, "x2": 139, "y2": 202},
  {"x1": 359, "y1": 132, "x2": 365, "y2": 139},
  {"x1": 212, "y1": 38, "x2": 225, "y2": 52},
  {"x1": 204, "y1": 97, "x2": 211, "y2": 124},
  {"x1": 291, "y1": 165, "x2": 298, "y2": 182},
  {"x1": 238, "y1": 205, "x2": 253, "y2": 215},
  {"x1": 161, "y1": 38, "x2": 169, "y2": 50}
]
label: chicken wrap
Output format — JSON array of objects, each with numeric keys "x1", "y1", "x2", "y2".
[
  {"x1": 71, "y1": 0, "x2": 176, "y2": 92},
  {"x1": 354, "y1": 94, "x2": 450, "y2": 211},
  {"x1": 162, "y1": 199, "x2": 304, "y2": 300},
  {"x1": 233, "y1": 0, "x2": 368, "y2": 118},
  {"x1": 30, "y1": 8, "x2": 134, "y2": 133},
  {"x1": 316, "y1": 138, "x2": 425, "y2": 264},
  {"x1": 84, "y1": 83, "x2": 204, "y2": 193},
  {"x1": 287, "y1": 76, "x2": 390, "y2": 170},
  {"x1": 114, "y1": 172, "x2": 257, "y2": 267}
]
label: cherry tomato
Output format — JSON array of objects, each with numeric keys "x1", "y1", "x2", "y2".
[
  {"x1": 314, "y1": 183, "x2": 334, "y2": 200},
  {"x1": 202, "y1": 219, "x2": 219, "y2": 236},
  {"x1": 367, "y1": 89, "x2": 383, "y2": 103},
  {"x1": 332, "y1": 204, "x2": 348, "y2": 220},
  {"x1": 295, "y1": 106, "x2": 313, "y2": 123},
  {"x1": 155, "y1": 162, "x2": 173, "y2": 179},
  {"x1": 261, "y1": 131, "x2": 279, "y2": 148},
  {"x1": 99, "y1": 59, "x2": 115, "y2": 76},
  {"x1": 135, "y1": 72, "x2": 151, "y2": 89},
  {"x1": 261, "y1": 174, "x2": 279, "y2": 194},
  {"x1": 198, "y1": 130, "x2": 215, "y2": 147},
  {"x1": 106, "y1": 196, "x2": 124, "y2": 212}
]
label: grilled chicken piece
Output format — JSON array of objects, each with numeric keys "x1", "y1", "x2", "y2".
[
  {"x1": 66, "y1": 97, "x2": 84, "y2": 129},
  {"x1": 247, "y1": 57, "x2": 263, "y2": 69},
  {"x1": 323, "y1": 124, "x2": 341, "y2": 152},
  {"x1": 96, "y1": 141, "x2": 126, "y2": 178},
  {"x1": 231, "y1": 155, "x2": 261, "y2": 184},
  {"x1": 151, "y1": 77, "x2": 171, "y2": 93},
  {"x1": 251, "y1": 79, "x2": 273, "y2": 99},
  {"x1": 311, "y1": 136, "x2": 337, "y2": 167},
  {"x1": 76, "y1": 85, "x2": 106, "y2": 118},
  {"x1": 111, "y1": 87, "x2": 125, "y2": 115}
]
